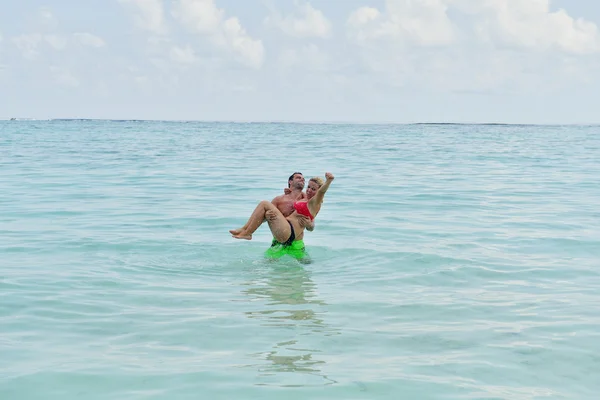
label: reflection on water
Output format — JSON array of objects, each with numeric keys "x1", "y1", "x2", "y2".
[{"x1": 241, "y1": 260, "x2": 339, "y2": 386}]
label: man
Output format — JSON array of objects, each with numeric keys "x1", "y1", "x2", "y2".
[
  {"x1": 230, "y1": 172, "x2": 314, "y2": 237},
  {"x1": 267, "y1": 172, "x2": 314, "y2": 231}
]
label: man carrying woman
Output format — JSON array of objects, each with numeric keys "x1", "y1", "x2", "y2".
[{"x1": 229, "y1": 172, "x2": 335, "y2": 261}]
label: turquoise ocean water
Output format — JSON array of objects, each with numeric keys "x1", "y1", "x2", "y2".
[{"x1": 1, "y1": 120, "x2": 599, "y2": 399}]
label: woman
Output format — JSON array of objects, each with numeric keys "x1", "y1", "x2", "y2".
[{"x1": 230, "y1": 172, "x2": 334, "y2": 244}]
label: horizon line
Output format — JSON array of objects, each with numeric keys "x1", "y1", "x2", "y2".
[{"x1": 1, "y1": 117, "x2": 599, "y2": 126}]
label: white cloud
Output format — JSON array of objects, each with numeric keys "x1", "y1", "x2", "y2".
[
  {"x1": 347, "y1": 0, "x2": 456, "y2": 46},
  {"x1": 12, "y1": 32, "x2": 106, "y2": 59},
  {"x1": 45, "y1": 34, "x2": 67, "y2": 50},
  {"x1": 347, "y1": 0, "x2": 600, "y2": 54},
  {"x1": 347, "y1": 7, "x2": 380, "y2": 27},
  {"x1": 172, "y1": 0, "x2": 223, "y2": 34},
  {"x1": 221, "y1": 17, "x2": 264, "y2": 68},
  {"x1": 266, "y1": 1, "x2": 332, "y2": 38},
  {"x1": 37, "y1": 7, "x2": 59, "y2": 31},
  {"x1": 452, "y1": 0, "x2": 600, "y2": 54},
  {"x1": 172, "y1": 0, "x2": 264, "y2": 69},
  {"x1": 344, "y1": 0, "x2": 600, "y2": 94},
  {"x1": 170, "y1": 45, "x2": 197, "y2": 64},
  {"x1": 12, "y1": 34, "x2": 43, "y2": 59},
  {"x1": 119, "y1": 0, "x2": 167, "y2": 34},
  {"x1": 74, "y1": 33, "x2": 106, "y2": 48}
]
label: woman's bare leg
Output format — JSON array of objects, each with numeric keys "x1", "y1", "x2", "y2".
[
  {"x1": 231, "y1": 200, "x2": 290, "y2": 241},
  {"x1": 229, "y1": 225, "x2": 247, "y2": 236},
  {"x1": 229, "y1": 217, "x2": 266, "y2": 236},
  {"x1": 230, "y1": 200, "x2": 269, "y2": 239},
  {"x1": 229, "y1": 210, "x2": 265, "y2": 235}
]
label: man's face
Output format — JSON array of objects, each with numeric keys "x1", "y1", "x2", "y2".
[{"x1": 289, "y1": 173, "x2": 305, "y2": 190}]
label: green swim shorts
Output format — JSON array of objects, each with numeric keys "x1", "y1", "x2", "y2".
[{"x1": 264, "y1": 238, "x2": 307, "y2": 261}]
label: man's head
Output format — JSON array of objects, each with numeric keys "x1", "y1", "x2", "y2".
[{"x1": 288, "y1": 172, "x2": 305, "y2": 189}]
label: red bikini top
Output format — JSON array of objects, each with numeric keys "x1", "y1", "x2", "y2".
[{"x1": 293, "y1": 201, "x2": 314, "y2": 220}]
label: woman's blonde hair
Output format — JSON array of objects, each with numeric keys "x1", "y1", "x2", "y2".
[{"x1": 309, "y1": 177, "x2": 324, "y2": 187}]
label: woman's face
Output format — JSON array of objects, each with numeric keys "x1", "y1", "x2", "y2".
[{"x1": 306, "y1": 181, "x2": 321, "y2": 199}]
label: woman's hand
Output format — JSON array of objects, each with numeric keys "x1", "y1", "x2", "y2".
[{"x1": 325, "y1": 172, "x2": 334, "y2": 181}]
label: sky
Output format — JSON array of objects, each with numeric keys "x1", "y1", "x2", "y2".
[{"x1": 1, "y1": 0, "x2": 599, "y2": 124}]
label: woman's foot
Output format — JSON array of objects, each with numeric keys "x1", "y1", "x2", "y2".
[
  {"x1": 232, "y1": 233, "x2": 252, "y2": 240},
  {"x1": 229, "y1": 229, "x2": 242, "y2": 235}
]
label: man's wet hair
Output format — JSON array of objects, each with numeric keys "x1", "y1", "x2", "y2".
[{"x1": 288, "y1": 172, "x2": 303, "y2": 187}]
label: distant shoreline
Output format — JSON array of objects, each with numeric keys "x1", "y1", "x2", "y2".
[{"x1": 1, "y1": 118, "x2": 598, "y2": 126}]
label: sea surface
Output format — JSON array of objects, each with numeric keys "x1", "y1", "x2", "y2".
[{"x1": 1, "y1": 120, "x2": 599, "y2": 399}]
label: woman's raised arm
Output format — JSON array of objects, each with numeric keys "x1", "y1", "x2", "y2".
[{"x1": 308, "y1": 172, "x2": 334, "y2": 215}]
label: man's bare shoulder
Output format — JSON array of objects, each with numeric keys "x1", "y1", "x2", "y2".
[{"x1": 271, "y1": 194, "x2": 287, "y2": 204}]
